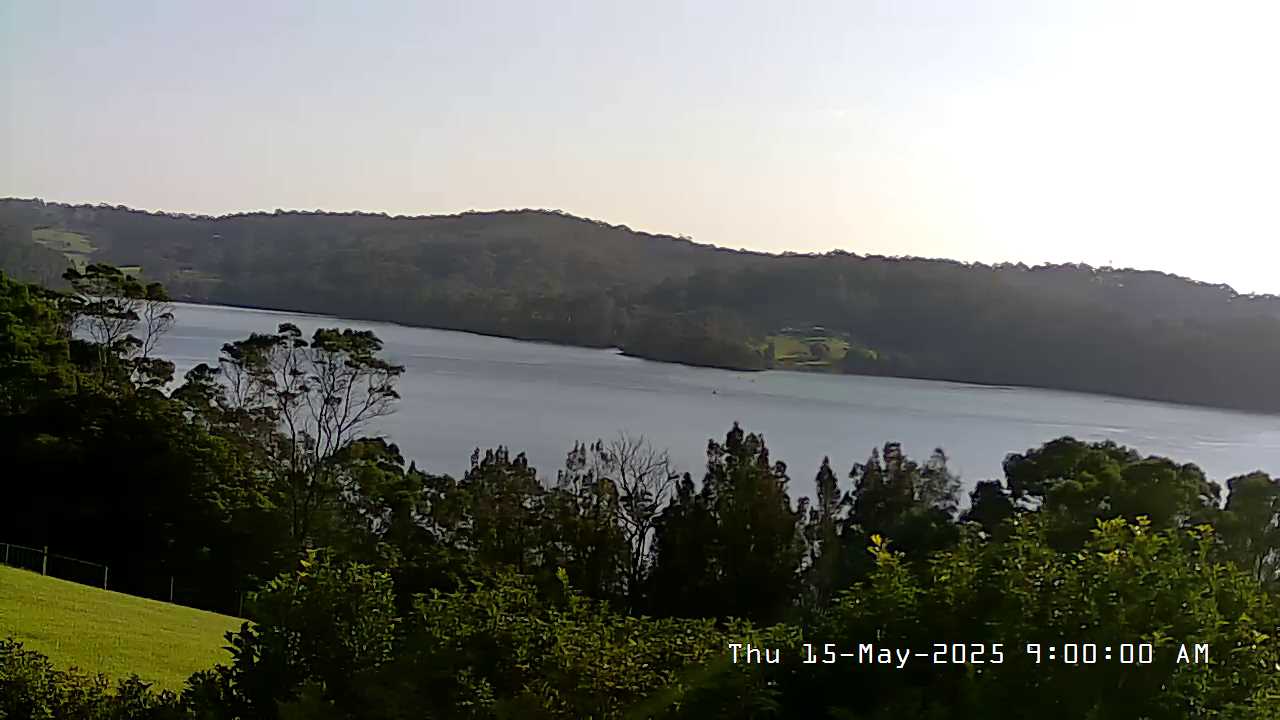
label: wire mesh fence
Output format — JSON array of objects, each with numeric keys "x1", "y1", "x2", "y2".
[
  {"x1": 1, "y1": 541, "x2": 249, "y2": 617},
  {"x1": 0, "y1": 542, "x2": 109, "y2": 588}
]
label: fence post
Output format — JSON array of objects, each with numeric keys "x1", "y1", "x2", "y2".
[
  {"x1": 2, "y1": 543, "x2": 8, "y2": 566},
  {"x1": 103, "y1": 565, "x2": 109, "y2": 589},
  {"x1": 41, "y1": 546, "x2": 48, "y2": 576},
  {"x1": 169, "y1": 576, "x2": 175, "y2": 603}
]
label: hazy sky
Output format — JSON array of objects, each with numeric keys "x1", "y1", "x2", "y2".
[{"x1": 3, "y1": 1, "x2": 1278, "y2": 293}]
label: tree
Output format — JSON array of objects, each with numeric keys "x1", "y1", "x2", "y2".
[
  {"x1": 325, "y1": 439, "x2": 432, "y2": 558},
  {"x1": 0, "y1": 271, "x2": 75, "y2": 415},
  {"x1": 1003, "y1": 437, "x2": 1221, "y2": 548},
  {"x1": 554, "y1": 435, "x2": 678, "y2": 609},
  {"x1": 138, "y1": 283, "x2": 174, "y2": 356},
  {"x1": 62, "y1": 263, "x2": 175, "y2": 387},
  {"x1": 650, "y1": 424, "x2": 804, "y2": 623},
  {"x1": 601, "y1": 435, "x2": 678, "y2": 608},
  {"x1": 456, "y1": 447, "x2": 546, "y2": 575},
  {"x1": 0, "y1": 269, "x2": 291, "y2": 612},
  {"x1": 1220, "y1": 472, "x2": 1280, "y2": 587},
  {"x1": 545, "y1": 442, "x2": 628, "y2": 601},
  {"x1": 646, "y1": 471, "x2": 715, "y2": 619},
  {"x1": 63, "y1": 264, "x2": 138, "y2": 361},
  {"x1": 189, "y1": 551, "x2": 400, "y2": 719},
  {"x1": 801, "y1": 456, "x2": 847, "y2": 609},
  {"x1": 961, "y1": 479, "x2": 1016, "y2": 540},
  {"x1": 843, "y1": 443, "x2": 961, "y2": 579},
  {"x1": 215, "y1": 323, "x2": 404, "y2": 548}
]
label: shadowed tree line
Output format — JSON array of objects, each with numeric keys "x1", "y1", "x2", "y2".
[
  {"x1": 5, "y1": 199, "x2": 1280, "y2": 412},
  {"x1": 2, "y1": 267, "x2": 1280, "y2": 718}
]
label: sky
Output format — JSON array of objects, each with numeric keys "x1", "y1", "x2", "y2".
[{"x1": 3, "y1": 0, "x2": 1278, "y2": 293}]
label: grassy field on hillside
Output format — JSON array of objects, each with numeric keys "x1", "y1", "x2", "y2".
[
  {"x1": 762, "y1": 333, "x2": 852, "y2": 368},
  {"x1": 0, "y1": 566, "x2": 242, "y2": 690},
  {"x1": 31, "y1": 227, "x2": 95, "y2": 270}
]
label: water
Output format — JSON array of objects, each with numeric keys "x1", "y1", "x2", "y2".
[{"x1": 157, "y1": 302, "x2": 1280, "y2": 499}]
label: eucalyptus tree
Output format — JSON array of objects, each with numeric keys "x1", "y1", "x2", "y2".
[
  {"x1": 62, "y1": 263, "x2": 175, "y2": 387},
  {"x1": 214, "y1": 322, "x2": 404, "y2": 548}
]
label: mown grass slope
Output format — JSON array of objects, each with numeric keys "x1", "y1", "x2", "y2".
[{"x1": 0, "y1": 565, "x2": 242, "y2": 690}]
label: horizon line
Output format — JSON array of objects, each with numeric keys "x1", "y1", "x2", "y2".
[{"x1": 3, "y1": 195, "x2": 1271, "y2": 301}]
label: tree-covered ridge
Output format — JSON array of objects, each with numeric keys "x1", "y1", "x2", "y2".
[
  {"x1": 3, "y1": 197, "x2": 1280, "y2": 412},
  {"x1": 3, "y1": 268, "x2": 1280, "y2": 717}
]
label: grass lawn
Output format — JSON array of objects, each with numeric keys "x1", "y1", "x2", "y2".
[
  {"x1": 0, "y1": 565, "x2": 242, "y2": 690},
  {"x1": 764, "y1": 334, "x2": 852, "y2": 367}
]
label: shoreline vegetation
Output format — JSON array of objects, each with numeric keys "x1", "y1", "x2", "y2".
[{"x1": 5, "y1": 197, "x2": 1280, "y2": 414}]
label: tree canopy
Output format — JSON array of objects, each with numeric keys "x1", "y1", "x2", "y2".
[{"x1": 2, "y1": 267, "x2": 1280, "y2": 718}]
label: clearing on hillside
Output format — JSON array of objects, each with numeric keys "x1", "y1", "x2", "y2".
[
  {"x1": 0, "y1": 565, "x2": 242, "y2": 691},
  {"x1": 763, "y1": 332, "x2": 853, "y2": 369},
  {"x1": 31, "y1": 227, "x2": 96, "y2": 270}
]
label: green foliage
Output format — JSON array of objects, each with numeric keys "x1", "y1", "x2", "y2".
[
  {"x1": 5, "y1": 267, "x2": 1280, "y2": 717},
  {"x1": 191, "y1": 552, "x2": 400, "y2": 719},
  {"x1": 0, "y1": 638, "x2": 183, "y2": 720},
  {"x1": 454, "y1": 447, "x2": 548, "y2": 575},
  {"x1": 0, "y1": 270, "x2": 76, "y2": 414},
  {"x1": 839, "y1": 443, "x2": 961, "y2": 582},
  {"x1": 560, "y1": 436, "x2": 677, "y2": 611},
  {"x1": 1220, "y1": 472, "x2": 1280, "y2": 588},
  {"x1": 282, "y1": 568, "x2": 783, "y2": 720},
  {"x1": 650, "y1": 424, "x2": 804, "y2": 623},
  {"x1": 801, "y1": 457, "x2": 847, "y2": 609},
  {"x1": 961, "y1": 479, "x2": 1016, "y2": 540},
  {"x1": 1003, "y1": 437, "x2": 1221, "y2": 548},
  {"x1": 214, "y1": 322, "x2": 405, "y2": 549},
  {"x1": 63, "y1": 263, "x2": 175, "y2": 387},
  {"x1": 1, "y1": 269, "x2": 289, "y2": 611},
  {"x1": 621, "y1": 308, "x2": 769, "y2": 371},
  {"x1": 795, "y1": 518, "x2": 1280, "y2": 719},
  {"x1": 546, "y1": 444, "x2": 630, "y2": 602}
]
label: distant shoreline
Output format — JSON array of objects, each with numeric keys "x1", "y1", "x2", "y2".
[
  {"x1": 7, "y1": 196, "x2": 1280, "y2": 418},
  {"x1": 171, "y1": 298, "x2": 1280, "y2": 420}
]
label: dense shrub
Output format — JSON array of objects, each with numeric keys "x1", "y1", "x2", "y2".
[{"x1": 0, "y1": 639, "x2": 181, "y2": 720}]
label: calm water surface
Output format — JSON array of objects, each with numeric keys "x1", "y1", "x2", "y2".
[{"x1": 158, "y1": 303, "x2": 1280, "y2": 498}]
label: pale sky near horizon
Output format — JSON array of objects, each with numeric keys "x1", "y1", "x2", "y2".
[{"x1": 3, "y1": 1, "x2": 1278, "y2": 293}]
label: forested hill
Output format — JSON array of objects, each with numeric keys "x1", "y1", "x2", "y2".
[{"x1": 3, "y1": 196, "x2": 1280, "y2": 413}]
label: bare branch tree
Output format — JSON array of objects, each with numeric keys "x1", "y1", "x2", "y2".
[
  {"x1": 559, "y1": 433, "x2": 677, "y2": 607},
  {"x1": 138, "y1": 281, "x2": 175, "y2": 360},
  {"x1": 606, "y1": 433, "x2": 678, "y2": 604}
]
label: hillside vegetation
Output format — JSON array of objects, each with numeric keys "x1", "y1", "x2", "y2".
[
  {"x1": 0, "y1": 566, "x2": 241, "y2": 690},
  {"x1": 3, "y1": 198, "x2": 1280, "y2": 412}
]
